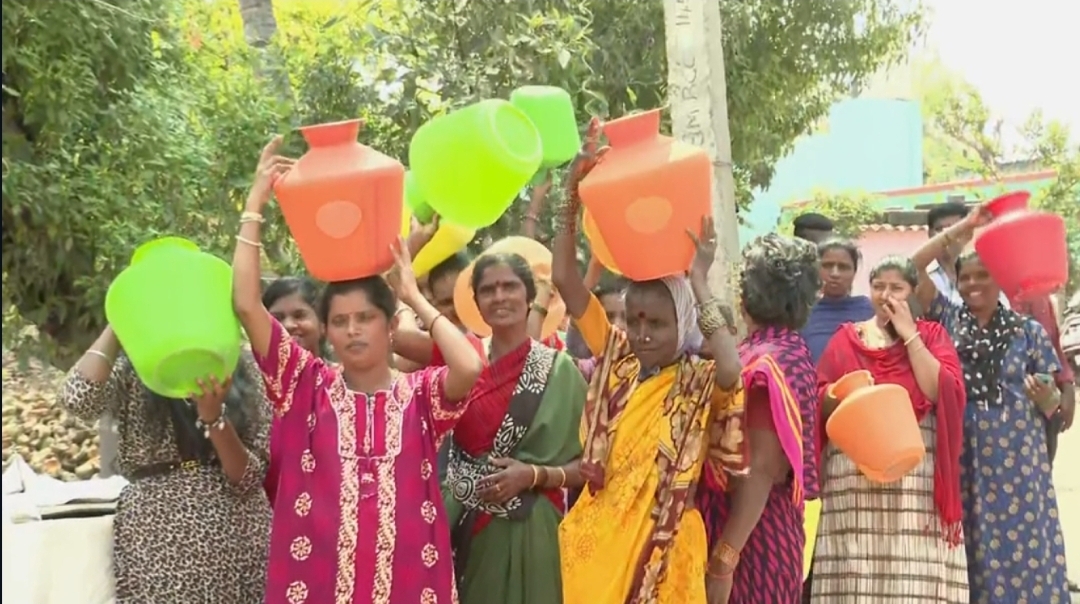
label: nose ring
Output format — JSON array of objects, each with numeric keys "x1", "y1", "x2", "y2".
[{"x1": 644, "y1": 336, "x2": 652, "y2": 343}]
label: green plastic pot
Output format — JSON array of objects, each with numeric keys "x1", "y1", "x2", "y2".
[
  {"x1": 510, "y1": 85, "x2": 581, "y2": 169},
  {"x1": 105, "y1": 237, "x2": 242, "y2": 398},
  {"x1": 404, "y1": 170, "x2": 436, "y2": 224},
  {"x1": 409, "y1": 99, "x2": 542, "y2": 228}
]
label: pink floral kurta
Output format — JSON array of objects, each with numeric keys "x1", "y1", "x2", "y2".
[{"x1": 254, "y1": 315, "x2": 465, "y2": 604}]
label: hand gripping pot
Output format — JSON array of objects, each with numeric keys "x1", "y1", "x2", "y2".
[{"x1": 105, "y1": 237, "x2": 242, "y2": 398}]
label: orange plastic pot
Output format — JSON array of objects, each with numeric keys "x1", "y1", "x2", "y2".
[
  {"x1": 827, "y1": 369, "x2": 873, "y2": 401},
  {"x1": 577, "y1": 109, "x2": 711, "y2": 281},
  {"x1": 273, "y1": 119, "x2": 404, "y2": 282},
  {"x1": 582, "y1": 210, "x2": 621, "y2": 275},
  {"x1": 826, "y1": 380, "x2": 925, "y2": 483},
  {"x1": 453, "y1": 236, "x2": 565, "y2": 339},
  {"x1": 975, "y1": 191, "x2": 1068, "y2": 301}
]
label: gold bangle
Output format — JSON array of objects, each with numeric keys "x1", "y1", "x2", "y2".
[
  {"x1": 710, "y1": 541, "x2": 740, "y2": 569},
  {"x1": 556, "y1": 467, "x2": 567, "y2": 488},
  {"x1": 903, "y1": 333, "x2": 920, "y2": 346},
  {"x1": 240, "y1": 211, "x2": 264, "y2": 223},
  {"x1": 235, "y1": 235, "x2": 263, "y2": 248},
  {"x1": 529, "y1": 465, "x2": 539, "y2": 489}
]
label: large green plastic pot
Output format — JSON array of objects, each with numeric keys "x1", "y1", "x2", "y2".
[
  {"x1": 105, "y1": 237, "x2": 242, "y2": 398},
  {"x1": 510, "y1": 86, "x2": 581, "y2": 169},
  {"x1": 409, "y1": 99, "x2": 542, "y2": 228}
]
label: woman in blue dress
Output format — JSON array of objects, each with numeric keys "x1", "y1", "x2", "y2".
[{"x1": 913, "y1": 207, "x2": 1070, "y2": 604}]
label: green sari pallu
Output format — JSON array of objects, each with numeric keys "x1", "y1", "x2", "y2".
[{"x1": 443, "y1": 341, "x2": 586, "y2": 604}]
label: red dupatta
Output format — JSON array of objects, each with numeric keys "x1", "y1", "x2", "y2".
[
  {"x1": 816, "y1": 320, "x2": 966, "y2": 545},
  {"x1": 453, "y1": 339, "x2": 530, "y2": 457}
]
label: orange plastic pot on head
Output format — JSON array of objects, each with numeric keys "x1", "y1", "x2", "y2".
[
  {"x1": 577, "y1": 109, "x2": 711, "y2": 281},
  {"x1": 825, "y1": 381, "x2": 925, "y2": 484},
  {"x1": 453, "y1": 236, "x2": 565, "y2": 339},
  {"x1": 273, "y1": 119, "x2": 404, "y2": 282},
  {"x1": 582, "y1": 210, "x2": 621, "y2": 275}
]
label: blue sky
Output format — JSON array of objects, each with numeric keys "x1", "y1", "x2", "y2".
[{"x1": 925, "y1": 0, "x2": 1079, "y2": 141}]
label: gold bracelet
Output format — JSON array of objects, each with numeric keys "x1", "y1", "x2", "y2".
[
  {"x1": 556, "y1": 467, "x2": 567, "y2": 488},
  {"x1": 903, "y1": 333, "x2": 920, "y2": 346},
  {"x1": 710, "y1": 541, "x2": 740, "y2": 569},
  {"x1": 240, "y1": 211, "x2": 264, "y2": 223},
  {"x1": 529, "y1": 465, "x2": 540, "y2": 489},
  {"x1": 235, "y1": 235, "x2": 263, "y2": 248},
  {"x1": 696, "y1": 298, "x2": 730, "y2": 339}
]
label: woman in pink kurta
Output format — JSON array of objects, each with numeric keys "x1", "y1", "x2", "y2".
[
  {"x1": 254, "y1": 316, "x2": 467, "y2": 604},
  {"x1": 231, "y1": 137, "x2": 485, "y2": 604}
]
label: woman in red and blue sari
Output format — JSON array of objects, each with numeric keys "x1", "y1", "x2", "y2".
[{"x1": 697, "y1": 233, "x2": 821, "y2": 603}]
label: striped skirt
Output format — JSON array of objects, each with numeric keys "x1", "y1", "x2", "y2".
[{"x1": 811, "y1": 415, "x2": 969, "y2": 603}]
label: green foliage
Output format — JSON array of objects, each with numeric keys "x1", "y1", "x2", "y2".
[
  {"x1": 778, "y1": 191, "x2": 883, "y2": 239},
  {"x1": 2, "y1": 0, "x2": 924, "y2": 367},
  {"x1": 915, "y1": 57, "x2": 1080, "y2": 293}
]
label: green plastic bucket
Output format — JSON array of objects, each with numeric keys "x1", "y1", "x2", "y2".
[
  {"x1": 510, "y1": 85, "x2": 581, "y2": 169},
  {"x1": 105, "y1": 237, "x2": 242, "y2": 398},
  {"x1": 409, "y1": 99, "x2": 542, "y2": 228}
]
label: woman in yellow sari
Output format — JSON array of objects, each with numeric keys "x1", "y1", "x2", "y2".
[{"x1": 552, "y1": 119, "x2": 746, "y2": 604}]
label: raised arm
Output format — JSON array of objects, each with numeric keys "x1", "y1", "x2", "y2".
[
  {"x1": 232, "y1": 137, "x2": 295, "y2": 359},
  {"x1": 687, "y1": 216, "x2": 741, "y2": 389},
  {"x1": 526, "y1": 278, "x2": 555, "y2": 340},
  {"x1": 552, "y1": 118, "x2": 607, "y2": 320},
  {"x1": 58, "y1": 326, "x2": 131, "y2": 421},
  {"x1": 912, "y1": 205, "x2": 989, "y2": 312},
  {"x1": 521, "y1": 174, "x2": 552, "y2": 239},
  {"x1": 191, "y1": 355, "x2": 271, "y2": 494},
  {"x1": 389, "y1": 237, "x2": 482, "y2": 402}
]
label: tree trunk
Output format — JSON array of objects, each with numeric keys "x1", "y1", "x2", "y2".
[
  {"x1": 237, "y1": 0, "x2": 293, "y2": 103},
  {"x1": 662, "y1": 0, "x2": 742, "y2": 323}
]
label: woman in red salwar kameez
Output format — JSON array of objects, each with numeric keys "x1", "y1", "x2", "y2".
[{"x1": 232, "y1": 138, "x2": 485, "y2": 604}]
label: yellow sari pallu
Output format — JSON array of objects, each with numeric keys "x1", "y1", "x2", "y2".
[{"x1": 559, "y1": 294, "x2": 747, "y2": 604}]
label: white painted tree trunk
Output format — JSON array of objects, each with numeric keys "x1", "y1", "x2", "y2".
[{"x1": 663, "y1": 0, "x2": 741, "y2": 313}]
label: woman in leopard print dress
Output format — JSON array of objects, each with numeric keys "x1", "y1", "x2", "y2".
[{"x1": 58, "y1": 325, "x2": 272, "y2": 603}]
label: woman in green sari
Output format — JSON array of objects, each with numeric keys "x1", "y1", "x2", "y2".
[{"x1": 444, "y1": 252, "x2": 587, "y2": 604}]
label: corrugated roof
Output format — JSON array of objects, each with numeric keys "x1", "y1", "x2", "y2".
[
  {"x1": 786, "y1": 169, "x2": 1057, "y2": 209},
  {"x1": 858, "y1": 224, "x2": 928, "y2": 232}
]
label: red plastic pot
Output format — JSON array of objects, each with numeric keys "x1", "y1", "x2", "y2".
[{"x1": 974, "y1": 191, "x2": 1067, "y2": 302}]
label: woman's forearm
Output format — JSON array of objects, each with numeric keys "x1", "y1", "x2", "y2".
[
  {"x1": 208, "y1": 422, "x2": 254, "y2": 486},
  {"x1": 232, "y1": 200, "x2": 273, "y2": 357},
  {"x1": 689, "y1": 272, "x2": 740, "y2": 388},
  {"x1": 536, "y1": 459, "x2": 583, "y2": 490},
  {"x1": 411, "y1": 296, "x2": 482, "y2": 398},
  {"x1": 73, "y1": 328, "x2": 122, "y2": 382},
  {"x1": 526, "y1": 289, "x2": 553, "y2": 340},
  {"x1": 714, "y1": 473, "x2": 771, "y2": 553},
  {"x1": 906, "y1": 336, "x2": 942, "y2": 402}
]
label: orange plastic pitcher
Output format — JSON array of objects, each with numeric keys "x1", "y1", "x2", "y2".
[
  {"x1": 582, "y1": 210, "x2": 621, "y2": 275},
  {"x1": 577, "y1": 109, "x2": 712, "y2": 281},
  {"x1": 273, "y1": 119, "x2": 404, "y2": 282},
  {"x1": 975, "y1": 191, "x2": 1068, "y2": 301},
  {"x1": 825, "y1": 380, "x2": 925, "y2": 483},
  {"x1": 453, "y1": 236, "x2": 565, "y2": 339}
]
